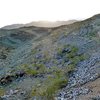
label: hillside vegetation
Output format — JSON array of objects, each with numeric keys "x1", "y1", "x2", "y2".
[{"x1": 0, "y1": 14, "x2": 100, "y2": 100}]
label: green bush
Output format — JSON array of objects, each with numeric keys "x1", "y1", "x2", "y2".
[
  {"x1": 65, "y1": 64, "x2": 75, "y2": 74},
  {"x1": 31, "y1": 77, "x2": 68, "y2": 100},
  {"x1": 0, "y1": 88, "x2": 5, "y2": 96},
  {"x1": 71, "y1": 46, "x2": 78, "y2": 53},
  {"x1": 25, "y1": 69, "x2": 38, "y2": 76},
  {"x1": 32, "y1": 63, "x2": 47, "y2": 74},
  {"x1": 20, "y1": 64, "x2": 38, "y2": 76}
]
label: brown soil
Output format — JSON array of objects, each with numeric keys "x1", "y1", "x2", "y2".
[{"x1": 77, "y1": 78, "x2": 100, "y2": 100}]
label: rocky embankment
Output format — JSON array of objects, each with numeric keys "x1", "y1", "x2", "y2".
[
  {"x1": 56, "y1": 15, "x2": 100, "y2": 100},
  {"x1": 57, "y1": 52, "x2": 100, "y2": 100}
]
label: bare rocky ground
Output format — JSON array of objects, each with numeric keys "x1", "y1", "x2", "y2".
[
  {"x1": 0, "y1": 14, "x2": 100, "y2": 100},
  {"x1": 77, "y1": 78, "x2": 100, "y2": 100}
]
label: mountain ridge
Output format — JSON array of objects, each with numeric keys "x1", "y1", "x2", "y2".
[{"x1": 1, "y1": 20, "x2": 77, "y2": 29}]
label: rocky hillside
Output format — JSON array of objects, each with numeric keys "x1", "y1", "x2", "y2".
[{"x1": 0, "y1": 14, "x2": 100, "y2": 100}]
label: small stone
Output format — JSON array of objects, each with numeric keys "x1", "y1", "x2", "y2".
[{"x1": 82, "y1": 88, "x2": 89, "y2": 94}]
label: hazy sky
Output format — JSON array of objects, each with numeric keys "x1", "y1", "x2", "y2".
[{"x1": 0, "y1": 0, "x2": 100, "y2": 27}]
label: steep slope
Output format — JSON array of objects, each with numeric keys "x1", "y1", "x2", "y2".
[{"x1": 0, "y1": 14, "x2": 100, "y2": 100}]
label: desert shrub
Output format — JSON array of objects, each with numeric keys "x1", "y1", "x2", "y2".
[
  {"x1": 57, "y1": 47, "x2": 63, "y2": 55},
  {"x1": 79, "y1": 54, "x2": 87, "y2": 61},
  {"x1": 31, "y1": 65, "x2": 68, "y2": 99},
  {"x1": 65, "y1": 64, "x2": 75, "y2": 75},
  {"x1": 19, "y1": 64, "x2": 38, "y2": 76},
  {"x1": 31, "y1": 76, "x2": 67, "y2": 100},
  {"x1": 19, "y1": 63, "x2": 48, "y2": 76},
  {"x1": 67, "y1": 52, "x2": 75, "y2": 59},
  {"x1": 0, "y1": 88, "x2": 5, "y2": 96},
  {"x1": 43, "y1": 78, "x2": 67, "y2": 99},
  {"x1": 67, "y1": 46, "x2": 78, "y2": 59},
  {"x1": 32, "y1": 63, "x2": 47, "y2": 74},
  {"x1": 71, "y1": 46, "x2": 78, "y2": 53},
  {"x1": 25, "y1": 69, "x2": 38, "y2": 76},
  {"x1": 31, "y1": 49, "x2": 37, "y2": 54}
]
